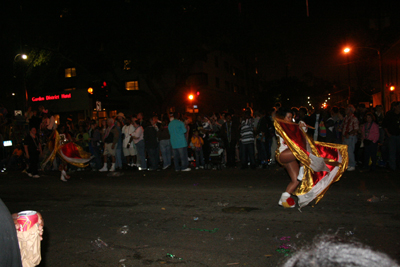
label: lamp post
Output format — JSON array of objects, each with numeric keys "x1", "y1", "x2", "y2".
[
  {"x1": 343, "y1": 46, "x2": 385, "y2": 111},
  {"x1": 343, "y1": 48, "x2": 351, "y2": 103},
  {"x1": 13, "y1": 54, "x2": 29, "y2": 111}
]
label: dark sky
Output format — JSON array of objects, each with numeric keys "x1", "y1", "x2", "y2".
[{"x1": 2, "y1": 0, "x2": 400, "y2": 86}]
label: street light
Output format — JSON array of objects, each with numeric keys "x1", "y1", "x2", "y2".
[
  {"x1": 14, "y1": 54, "x2": 28, "y2": 61},
  {"x1": 343, "y1": 46, "x2": 385, "y2": 111},
  {"x1": 13, "y1": 53, "x2": 29, "y2": 111},
  {"x1": 343, "y1": 47, "x2": 352, "y2": 104}
]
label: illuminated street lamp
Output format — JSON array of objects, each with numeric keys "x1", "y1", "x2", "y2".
[
  {"x1": 188, "y1": 94, "x2": 194, "y2": 100},
  {"x1": 14, "y1": 54, "x2": 28, "y2": 61},
  {"x1": 13, "y1": 53, "x2": 29, "y2": 110},
  {"x1": 343, "y1": 47, "x2": 352, "y2": 104},
  {"x1": 343, "y1": 46, "x2": 385, "y2": 110}
]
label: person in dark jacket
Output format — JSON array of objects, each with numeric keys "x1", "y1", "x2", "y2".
[
  {"x1": 221, "y1": 113, "x2": 238, "y2": 168},
  {"x1": 89, "y1": 121, "x2": 102, "y2": 170},
  {"x1": 157, "y1": 116, "x2": 172, "y2": 170},
  {"x1": 144, "y1": 115, "x2": 160, "y2": 171},
  {"x1": 23, "y1": 127, "x2": 42, "y2": 178}
]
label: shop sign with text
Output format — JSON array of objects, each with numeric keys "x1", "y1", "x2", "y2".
[{"x1": 31, "y1": 93, "x2": 72, "y2": 102}]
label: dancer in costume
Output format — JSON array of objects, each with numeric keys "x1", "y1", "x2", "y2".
[
  {"x1": 42, "y1": 125, "x2": 93, "y2": 182},
  {"x1": 274, "y1": 108, "x2": 348, "y2": 208}
]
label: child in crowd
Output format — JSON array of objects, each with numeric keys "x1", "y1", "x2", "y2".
[{"x1": 191, "y1": 130, "x2": 204, "y2": 169}]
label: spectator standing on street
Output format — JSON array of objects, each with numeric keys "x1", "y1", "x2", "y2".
[
  {"x1": 240, "y1": 108, "x2": 256, "y2": 169},
  {"x1": 47, "y1": 111, "x2": 57, "y2": 133},
  {"x1": 114, "y1": 120, "x2": 123, "y2": 170},
  {"x1": 375, "y1": 105, "x2": 385, "y2": 143},
  {"x1": 144, "y1": 115, "x2": 160, "y2": 171},
  {"x1": 168, "y1": 112, "x2": 191, "y2": 172},
  {"x1": 136, "y1": 112, "x2": 144, "y2": 126},
  {"x1": 75, "y1": 126, "x2": 89, "y2": 152},
  {"x1": 298, "y1": 107, "x2": 315, "y2": 138},
  {"x1": 158, "y1": 116, "x2": 172, "y2": 170},
  {"x1": 383, "y1": 101, "x2": 400, "y2": 171},
  {"x1": 191, "y1": 129, "x2": 205, "y2": 169},
  {"x1": 221, "y1": 113, "x2": 238, "y2": 168},
  {"x1": 341, "y1": 105, "x2": 359, "y2": 171},
  {"x1": 361, "y1": 112, "x2": 379, "y2": 172},
  {"x1": 132, "y1": 118, "x2": 146, "y2": 170},
  {"x1": 23, "y1": 127, "x2": 42, "y2": 178},
  {"x1": 89, "y1": 121, "x2": 102, "y2": 171},
  {"x1": 122, "y1": 117, "x2": 137, "y2": 167},
  {"x1": 99, "y1": 118, "x2": 119, "y2": 172}
]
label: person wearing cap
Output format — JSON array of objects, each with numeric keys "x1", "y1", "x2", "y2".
[{"x1": 116, "y1": 112, "x2": 125, "y2": 127}]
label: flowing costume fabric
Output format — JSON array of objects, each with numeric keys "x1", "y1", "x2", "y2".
[
  {"x1": 274, "y1": 118, "x2": 348, "y2": 208},
  {"x1": 42, "y1": 130, "x2": 93, "y2": 169}
]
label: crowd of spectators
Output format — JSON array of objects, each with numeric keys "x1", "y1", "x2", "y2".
[{"x1": 0, "y1": 101, "x2": 399, "y2": 175}]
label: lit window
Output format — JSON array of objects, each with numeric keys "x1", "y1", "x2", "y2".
[
  {"x1": 126, "y1": 81, "x2": 139, "y2": 91},
  {"x1": 124, "y1": 60, "x2": 131, "y2": 70},
  {"x1": 255, "y1": 68, "x2": 258, "y2": 74},
  {"x1": 64, "y1": 88, "x2": 76, "y2": 91},
  {"x1": 65, "y1": 68, "x2": 76, "y2": 78}
]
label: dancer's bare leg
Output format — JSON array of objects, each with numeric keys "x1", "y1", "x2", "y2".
[{"x1": 279, "y1": 149, "x2": 300, "y2": 194}]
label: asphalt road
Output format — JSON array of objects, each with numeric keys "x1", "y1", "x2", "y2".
[{"x1": 1, "y1": 166, "x2": 399, "y2": 267}]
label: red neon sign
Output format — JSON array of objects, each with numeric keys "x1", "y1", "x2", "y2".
[{"x1": 32, "y1": 93, "x2": 71, "y2": 102}]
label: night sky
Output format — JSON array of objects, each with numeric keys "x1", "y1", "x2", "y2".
[{"x1": 2, "y1": 0, "x2": 400, "y2": 99}]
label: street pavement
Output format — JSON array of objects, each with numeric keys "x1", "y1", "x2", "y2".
[{"x1": 1, "y1": 165, "x2": 400, "y2": 266}]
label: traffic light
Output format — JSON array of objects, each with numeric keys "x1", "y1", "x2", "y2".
[
  {"x1": 101, "y1": 81, "x2": 109, "y2": 98},
  {"x1": 91, "y1": 80, "x2": 109, "y2": 101}
]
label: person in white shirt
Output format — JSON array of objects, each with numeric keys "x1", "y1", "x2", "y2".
[
  {"x1": 122, "y1": 117, "x2": 137, "y2": 167},
  {"x1": 132, "y1": 118, "x2": 146, "y2": 170}
]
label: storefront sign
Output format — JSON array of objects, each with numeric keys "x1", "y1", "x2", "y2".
[{"x1": 32, "y1": 93, "x2": 72, "y2": 102}]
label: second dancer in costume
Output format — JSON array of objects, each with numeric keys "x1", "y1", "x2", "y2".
[{"x1": 42, "y1": 126, "x2": 93, "y2": 182}]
